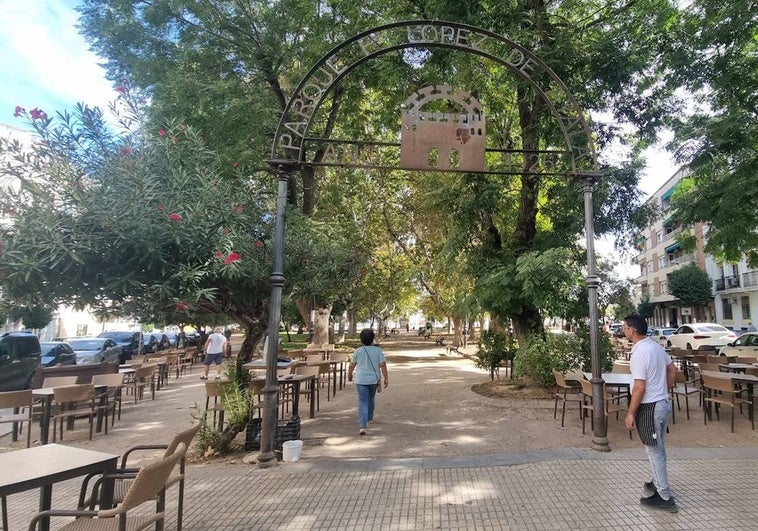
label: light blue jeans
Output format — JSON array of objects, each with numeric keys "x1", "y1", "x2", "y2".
[
  {"x1": 357, "y1": 383, "x2": 378, "y2": 428},
  {"x1": 645, "y1": 398, "x2": 673, "y2": 500}
]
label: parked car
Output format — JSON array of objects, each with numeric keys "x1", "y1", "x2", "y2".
[
  {"x1": 39, "y1": 341, "x2": 77, "y2": 367},
  {"x1": 666, "y1": 323, "x2": 738, "y2": 350},
  {"x1": 608, "y1": 323, "x2": 624, "y2": 337},
  {"x1": 719, "y1": 332, "x2": 758, "y2": 357},
  {"x1": 648, "y1": 328, "x2": 677, "y2": 348},
  {"x1": 0, "y1": 331, "x2": 42, "y2": 391},
  {"x1": 97, "y1": 330, "x2": 141, "y2": 363},
  {"x1": 165, "y1": 332, "x2": 179, "y2": 348},
  {"x1": 68, "y1": 337, "x2": 122, "y2": 365}
]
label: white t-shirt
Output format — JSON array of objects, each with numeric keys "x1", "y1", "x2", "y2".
[
  {"x1": 205, "y1": 333, "x2": 226, "y2": 355},
  {"x1": 630, "y1": 337, "x2": 672, "y2": 403}
]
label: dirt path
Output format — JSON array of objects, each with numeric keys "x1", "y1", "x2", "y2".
[{"x1": 2, "y1": 333, "x2": 754, "y2": 462}]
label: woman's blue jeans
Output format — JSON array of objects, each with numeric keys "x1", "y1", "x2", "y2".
[
  {"x1": 357, "y1": 383, "x2": 378, "y2": 428},
  {"x1": 645, "y1": 398, "x2": 673, "y2": 500}
]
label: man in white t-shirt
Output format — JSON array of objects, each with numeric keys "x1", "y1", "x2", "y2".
[
  {"x1": 201, "y1": 326, "x2": 227, "y2": 380},
  {"x1": 623, "y1": 314, "x2": 678, "y2": 513}
]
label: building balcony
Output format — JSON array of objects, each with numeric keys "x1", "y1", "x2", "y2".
[{"x1": 714, "y1": 275, "x2": 741, "y2": 292}]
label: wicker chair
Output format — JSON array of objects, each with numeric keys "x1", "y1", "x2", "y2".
[
  {"x1": 701, "y1": 373, "x2": 753, "y2": 433},
  {"x1": 671, "y1": 369, "x2": 701, "y2": 421},
  {"x1": 28, "y1": 443, "x2": 186, "y2": 531},
  {"x1": 0, "y1": 389, "x2": 33, "y2": 447},
  {"x1": 51, "y1": 384, "x2": 104, "y2": 441},
  {"x1": 79, "y1": 425, "x2": 200, "y2": 531},
  {"x1": 92, "y1": 373, "x2": 125, "y2": 426},
  {"x1": 551, "y1": 370, "x2": 582, "y2": 427},
  {"x1": 579, "y1": 379, "x2": 632, "y2": 438}
]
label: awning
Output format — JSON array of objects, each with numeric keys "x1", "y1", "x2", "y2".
[
  {"x1": 661, "y1": 185, "x2": 678, "y2": 201},
  {"x1": 665, "y1": 242, "x2": 680, "y2": 253}
]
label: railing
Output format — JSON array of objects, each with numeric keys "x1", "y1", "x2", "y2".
[
  {"x1": 714, "y1": 278, "x2": 725, "y2": 291},
  {"x1": 715, "y1": 275, "x2": 741, "y2": 292}
]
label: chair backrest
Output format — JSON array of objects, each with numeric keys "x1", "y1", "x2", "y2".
[
  {"x1": 295, "y1": 366, "x2": 320, "y2": 378},
  {"x1": 698, "y1": 345, "x2": 717, "y2": 352},
  {"x1": 204, "y1": 380, "x2": 228, "y2": 398},
  {"x1": 248, "y1": 380, "x2": 265, "y2": 395},
  {"x1": 53, "y1": 383, "x2": 96, "y2": 403},
  {"x1": 552, "y1": 370, "x2": 568, "y2": 388},
  {"x1": 130, "y1": 355, "x2": 146, "y2": 363},
  {"x1": 92, "y1": 373, "x2": 125, "y2": 387},
  {"x1": 306, "y1": 354, "x2": 323, "y2": 363},
  {"x1": 737, "y1": 356, "x2": 758, "y2": 364},
  {"x1": 700, "y1": 373, "x2": 734, "y2": 394},
  {"x1": 42, "y1": 376, "x2": 79, "y2": 388},
  {"x1": 0, "y1": 389, "x2": 33, "y2": 409},
  {"x1": 706, "y1": 355, "x2": 722, "y2": 364},
  {"x1": 612, "y1": 362, "x2": 631, "y2": 374},
  {"x1": 745, "y1": 367, "x2": 758, "y2": 377},
  {"x1": 164, "y1": 424, "x2": 201, "y2": 457},
  {"x1": 277, "y1": 367, "x2": 293, "y2": 377},
  {"x1": 579, "y1": 378, "x2": 593, "y2": 397},
  {"x1": 134, "y1": 365, "x2": 156, "y2": 379},
  {"x1": 722, "y1": 355, "x2": 738, "y2": 364},
  {"x1": 693, "y1": 355, "x2": 709, "y2": 364},
  {"x1": 104, "y1": 442, "x2": 186, "y2": 515},
  {"x1": 698, "y1": 363, "x2": 721, "y2": 373}
]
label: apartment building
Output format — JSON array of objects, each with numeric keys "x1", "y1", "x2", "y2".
[{"x1": 634, "y1": 167, "x2": 757, "y2": 331}]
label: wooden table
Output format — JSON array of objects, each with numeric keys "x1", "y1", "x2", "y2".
[
  {"x1": 243, "y1": 359, "x2": 303, "y2": 371},
  {"x1": 719, "y1": 363, "x2": 755, "y2": 373},
  {"x1": 0, "y1": 444, "x2": 118, "y2": 531}
]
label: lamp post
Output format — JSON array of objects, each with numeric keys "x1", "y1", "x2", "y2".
[
  {"x1": 257, "y1": 161, "x2": 294, "y2": 468},
  {"x1": 582, "y1": 175, "x2": 609, "y2": 451}
]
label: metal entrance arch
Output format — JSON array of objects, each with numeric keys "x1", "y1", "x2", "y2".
[{"x1": 259, "y1": 20, "x2": 607, "y2": 468}]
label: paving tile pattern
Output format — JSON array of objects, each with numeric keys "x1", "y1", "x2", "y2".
[{"x1": 6, "y1": 449, "x2": 758, "y2": 530}]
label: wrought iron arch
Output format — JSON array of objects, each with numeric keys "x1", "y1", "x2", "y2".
[{"x1": 259, "y1": 21, "x2": 607, "y2": 469}]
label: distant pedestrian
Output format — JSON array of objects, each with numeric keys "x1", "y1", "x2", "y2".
[
  {"x1": 747, "y1": 322, "x2": 756, "y2": 332},
  {"x1": 224, "y1": 328, "x2": 233, "y2": 358},
  {"x1": 348, "y1": 328, "x2": 389, "y2": 436},
  {"x1": 201, "y1": 326, "x2": 227, "y2": 380},
  {"x1": 406, "y1": 323, "x2": 410, "y2": 333},
  {"x1": 623, "y1": 314, "x2": 678, "y2": 513}
]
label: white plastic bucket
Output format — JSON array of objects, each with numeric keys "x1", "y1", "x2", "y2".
[{"x1": 282, "y1": 439, "x2": 303, "y2": 462}]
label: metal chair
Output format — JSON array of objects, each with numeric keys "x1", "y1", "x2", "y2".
[
  {"x1": 701, "y1": 373, "x2": 753, "y2": 433},
  {"x1": 551, "y1": 370, "x2": 582, "y2": 427},
  {"x1": 51, "y1": 384, "x2": 104, "y2": 441},
  {"x1": 0, "y1": 389, "x2": 33, "y2": 447},
  {"x1": 92, "y1": 373, "x2": 125, "y2": 425}
]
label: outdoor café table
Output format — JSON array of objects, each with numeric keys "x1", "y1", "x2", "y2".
[
  {"x1": 583, "y1": 372, "x2": 633, "y2": 403},
  {"x1": 306, "y1": 359, "x2": 340, "y2": 399},
  {"x1": 243, "y1": 359, "x2": 303, "y2": 371},
  {"x1": 251, "y1": 373, "x2": 316, "y2": 419},
  {"x1": 32, "y1": 385, "x2": 107, "y2": 445},
  {"x1": 670, "y1": 352, "x2": 696, "y2": 378},
  {"x1": 719, "y1": 363, "x2": 755, "y2": 374},
  {"x1": 700, "y1": 370, "x2": 758, "y2": 424},
  {"x1": 0, "y1": 443, "x2": 118, "y2": 531}
]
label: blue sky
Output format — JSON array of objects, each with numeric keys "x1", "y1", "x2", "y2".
[{"x1": 0, "y1": 0, "x2": 114, "y2": 124}]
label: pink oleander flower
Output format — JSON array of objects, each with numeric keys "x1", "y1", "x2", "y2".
[
  {"x1": 172, "y1": 136, "x2": 179, "y2": 144},
  {"x1": 214, "y1": 251, "x2": 223, "y2": 259},
  {"x1": 167, "y1": 213, "x2": 183, "y2": 221},
  {"x1": 224, "y1": 252, "x2": 241, "y2": 265},
  {"x1": 29, "y1": 108, "x2": 47, "y2": 121},
  {"x1": 157, "y1": 204, "x2": 164, "y2": 211},
  {"x1": 221, "y1": 227, "x2": 229, "y2": 235},
  {"x1": 232, "y1": 161, "x2": 240, "y2": 168},
  {"x1": 176, "y1": 301, "x2": 189, "y2": 311},
  {"x1": 116, "y1": 85, "x2": 126, "y2": 93},
  {"x1": 254, "y1": 240, "x2": 262, "y2": 249},
  {"x1": 120, "y1": 145, "x2": 134, "y2": 156},
  {"x1": 13, "y1": 105, "x2": 26, "y2": 117},
  {"x1": 234, "y1": 205, "x2": 243, "y2": 214},
  {"x1": 158, "y1": 129, "x2": 166, "y2": 137}
]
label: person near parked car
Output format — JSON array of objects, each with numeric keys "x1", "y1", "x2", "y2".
[
  {"x1": 623, "y1": 314, "x2": 678, "y2": 513},
  {"x1": 748, "y1": 322, "x2": 756, "y2": 332},
  {"x1": 348, "y1": 328, "x2": 389, "y2": 436},
  {"x1": 223, "y1": 328, "x2": 232, "y2": 358},
  {"x1": 201, "y1": 326, "x2": 227, "y2": 380}
]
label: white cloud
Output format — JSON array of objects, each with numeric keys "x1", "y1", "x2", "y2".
[{"x1": 0, "y1": 0, "x2": 114, "y2": 117}]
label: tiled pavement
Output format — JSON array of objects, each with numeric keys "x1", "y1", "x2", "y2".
[{"x1": 6, "y1": 446, "x2": 758, "y2": 530}]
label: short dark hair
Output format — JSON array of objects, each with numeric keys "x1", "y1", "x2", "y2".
[
  {"x1": 359, "y1": 328, "x2": 375, "y2": 346},
  {"x1": 623, "y1": 314, "x2": 648, "y2": 336}
]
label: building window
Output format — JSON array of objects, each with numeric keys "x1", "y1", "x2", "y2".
[
  {"x1": 647, "y1": 262, "x2": 653, "y2": 274},
  {"x1": 76, "y1": 324, "x2": 88, "y2": 336},
  {"x1": 660, "y1": 281, "x2": 668, "y2": 295},
  {"x1": 722, "y1": 298, "x2": 733, "y2": 320},
  {"x1": 657, "y1": 230, "x2": 663, "y2": 243},
  {"x1": 742, "y1": 296, "x2": 751, "y2": 320},
  {"x1": 658, "y1": 256, "x2": 666, "y2": 269}
]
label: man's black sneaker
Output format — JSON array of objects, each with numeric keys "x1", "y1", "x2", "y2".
[
  {"x1": 640, "y1": 492, "x2": 678, "y2": 513},
  {"x1": 643, "y1": 481, "x2": 656, "y2": 497},
  {"x1": 200, "y1": 376, "x2": 208, "y2": 380}
]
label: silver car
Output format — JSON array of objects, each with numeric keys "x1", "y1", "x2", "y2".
[{"x1": 68, "y1": 338, "x2": 122, "y2": 365}]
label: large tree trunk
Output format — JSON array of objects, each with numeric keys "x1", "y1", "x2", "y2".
[{"x1": 313, "y1": 306, "x2": 332, "y2": 344}]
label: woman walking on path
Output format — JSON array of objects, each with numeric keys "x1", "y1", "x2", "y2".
[{"x1": 348, "y1": 329, "x2": 389, "y2": 435}]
